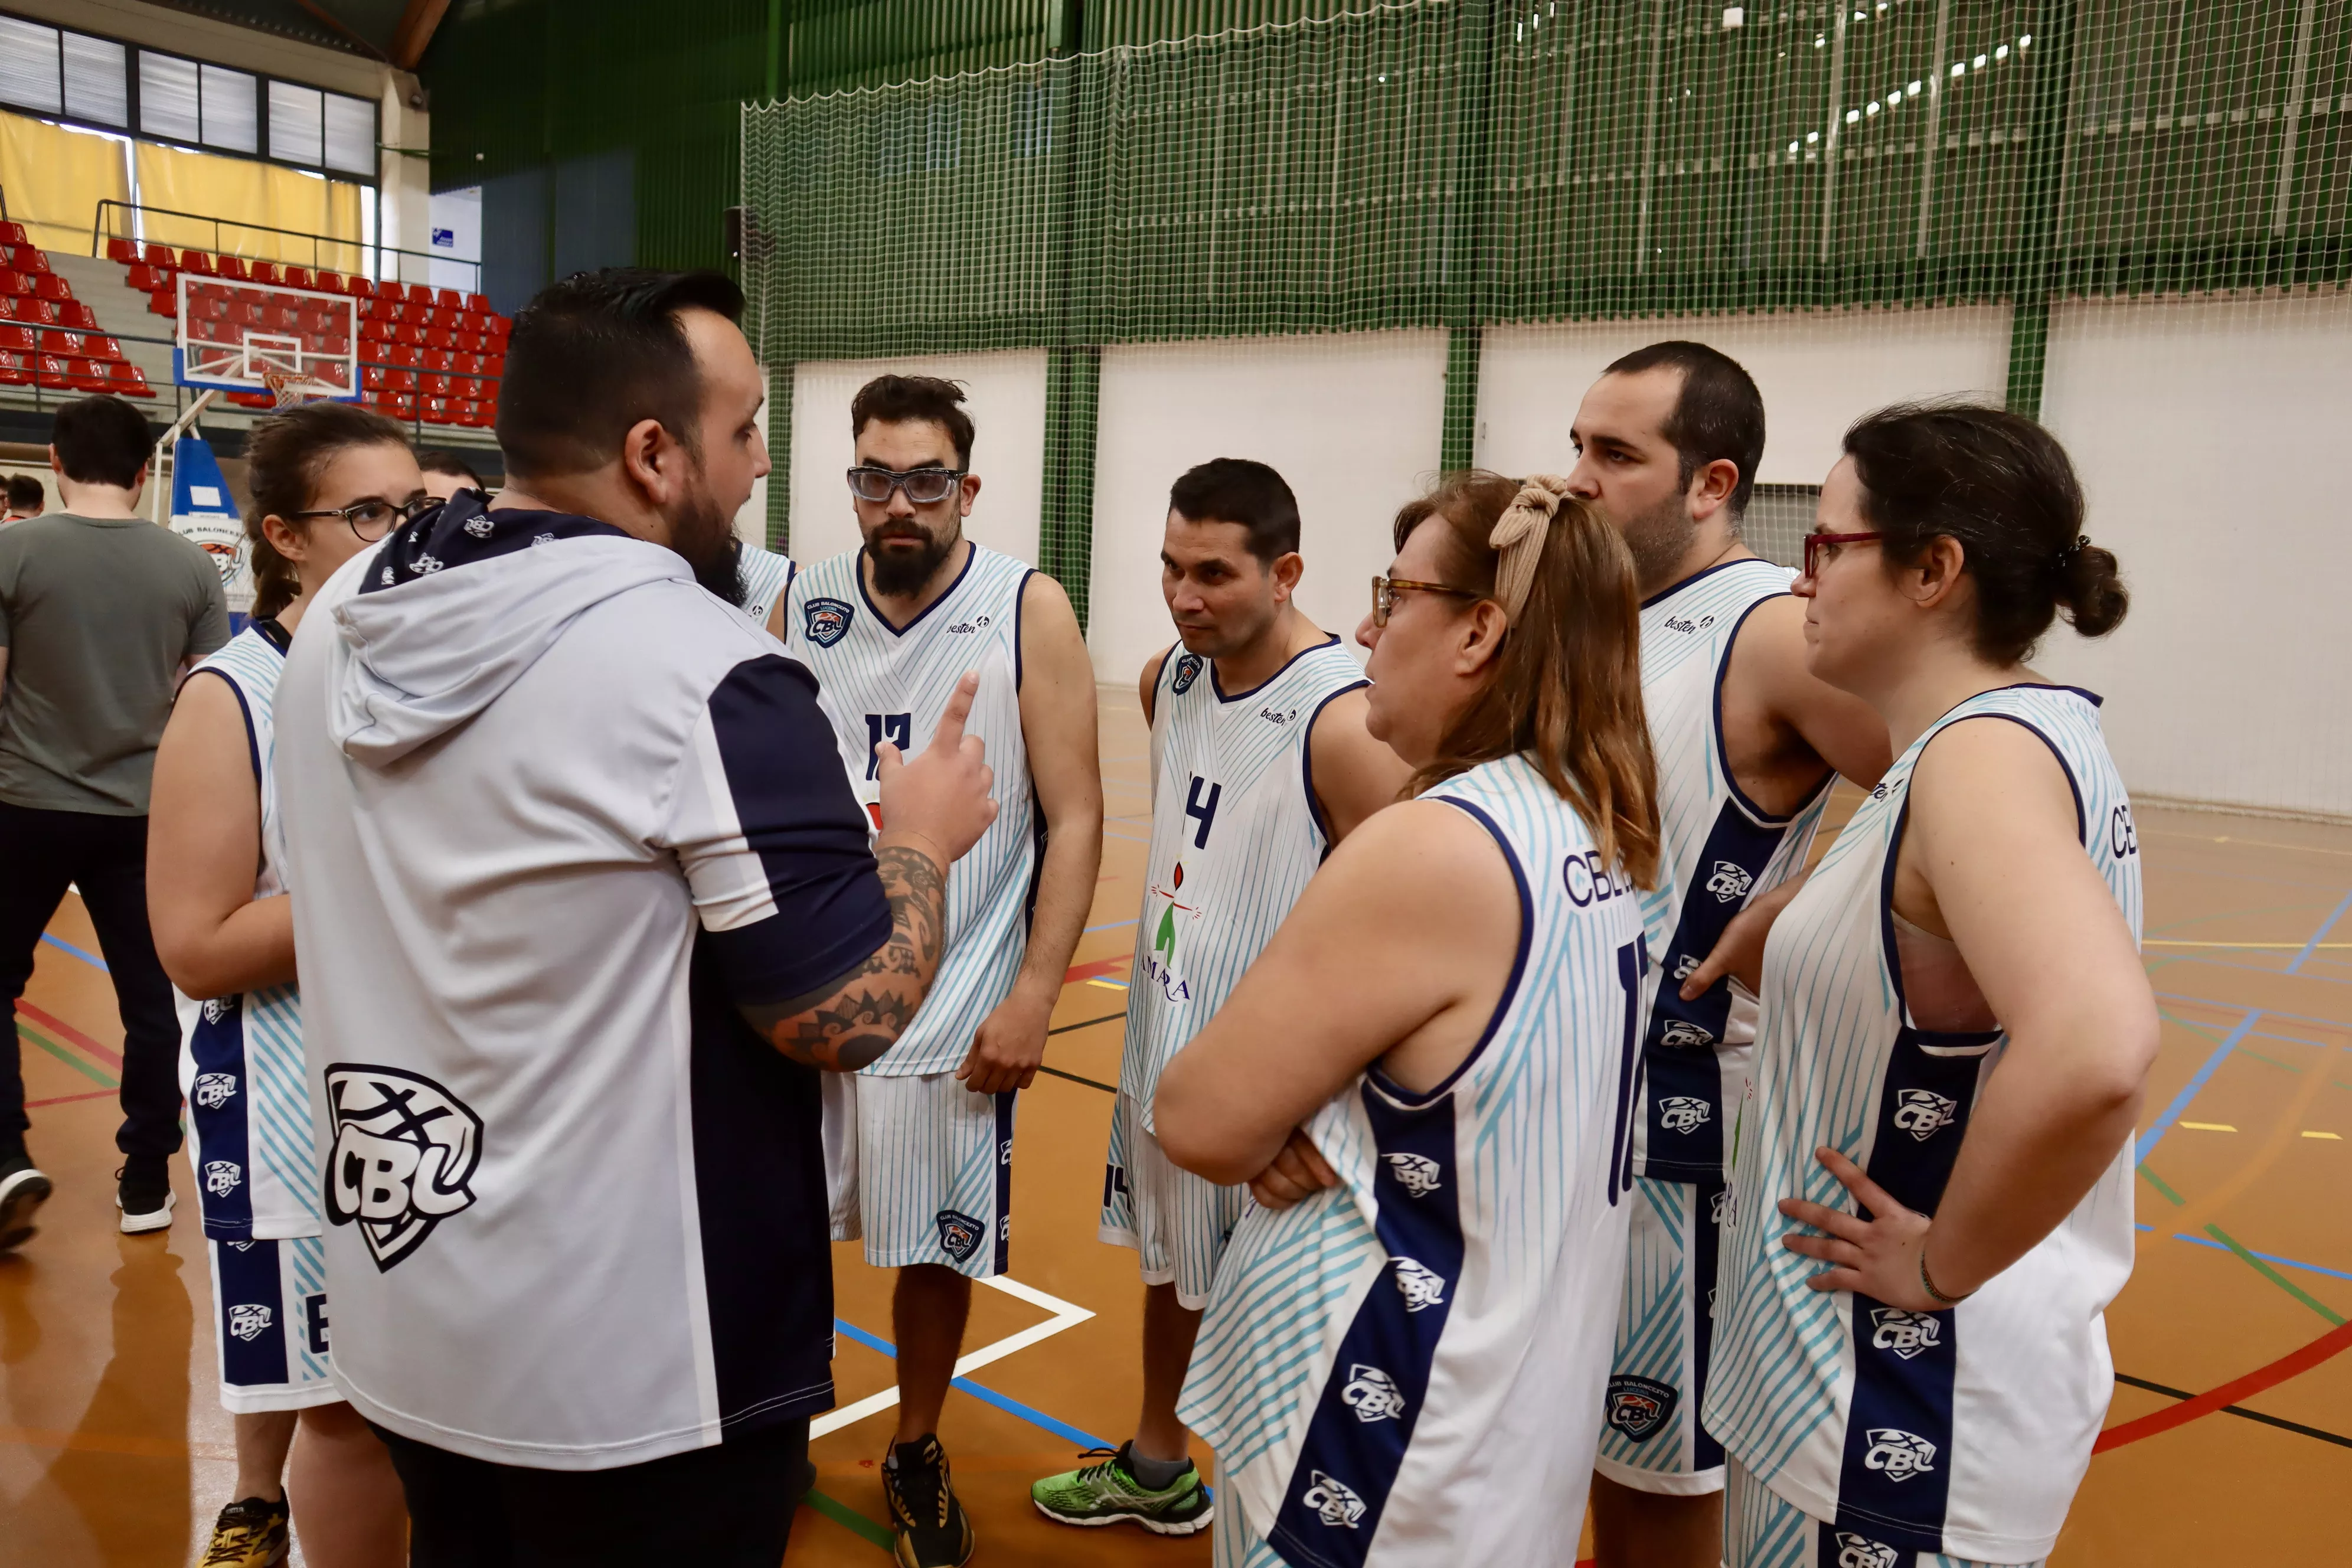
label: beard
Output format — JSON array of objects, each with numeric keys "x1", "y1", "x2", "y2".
[
  {"x1": 866, "y1": 518, "x2": 960, "y2": 598},
  {"x1": 1613, "y1": 488, "x2": 1699, "y2": 593},
  {"x1": 667, "y1": 479, "x2": 748, "y2": 608}
]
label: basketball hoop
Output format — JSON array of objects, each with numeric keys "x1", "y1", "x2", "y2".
[{"x1": 263, "y1": 369, "x2": 342, "y2": 409}]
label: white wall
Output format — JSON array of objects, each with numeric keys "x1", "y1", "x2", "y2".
[
  {"x1": 427, "y1": 185, "x2": 482, "y2": 295},
  {"x1": 1087, "y1": 331, "x2": 1448, "y2": 684},
  {"x1": 2035, "y1": 295, "x2": 2352, "y2": 818},
  {"x1": 1476, "y1": 306, "x2": 2013, "y2": 486},
  {"x1": 788, "y1": 351, "x2": 1047, "y2": 571}
]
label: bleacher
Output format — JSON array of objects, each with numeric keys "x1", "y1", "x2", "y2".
[{"x1": 0, "y1": 223, "x2": 155, "y2": 400}]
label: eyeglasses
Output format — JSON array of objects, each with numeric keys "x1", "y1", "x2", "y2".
[
  {"x1": 1802, "y1": 530, "x2": 1884, "y2": 580},
  {"x1": 1371, "y1": 574, "x2": 1485, "y2": 628},
  {"x1": 847, "y1": 466, "x2": 966, "y2": 506},
  {"x1": 289, "y1": 494, "x2": 432, "y2": 542}
]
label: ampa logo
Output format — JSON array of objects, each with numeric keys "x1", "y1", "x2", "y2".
[
  {"x1": 1170, "y1": 653, "x2": 1204, "y2": 694},
  {"x1": 1869, "y1": 1306, "x2": 1943, "y2": 1360},
  {"x1": 1660, "y1": 1019, "x2": 1714, "y2": 1048},
  {"x1": 1390, "y1": 1256, "x2": 1448, "y2": 1312},
  {"x1": 191, "y1": 1072, "x2": 239, "y2": 1110},
  {"x1": 1341, "y1": 1363, "x2": 1406, "y2": 1423},
  {"x1": 1382, "y1": 1151, "x2": 1442, "y2": 1197},
  {"x1": 935, "y1": 1209, "x2": 986, "y2": 1263},
  {"x1": 1706, "y1": 860, "x2": 1754, "y2": 903},
  {"x1": 1892, "y1": 1088, "x2": 1959, "y2": 1141},
  {"x1": 1299, "y1": 1470, "x2": 1366, "y2": 1528},
  {"x1": 325, "y1": 1064, "x2": 484, "y2": 1272},
  {"x1": 1603, "y1": 1374, "x2": 1678, "y2": 1441},
  {"x1": 1861, "y1": 1427, "x2": 1938, "y2": 1482},
  {"x1": 1834, "y1": 1534, "x2": 1900, "y2": 1568},
  {"x1": 226, "y1": 1303, "x2": 273, "y2": 1342},
  {"x1": 1658, "y1": 1095, "x2": 1711, "y2": 1133},
  {"x1": 802, "y1": 596, "x2": 855, "y2": 648}
]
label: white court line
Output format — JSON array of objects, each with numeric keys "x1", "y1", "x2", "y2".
[{"x1": 811, "y1": 1274, "x2": 1096, "y2": 1438}]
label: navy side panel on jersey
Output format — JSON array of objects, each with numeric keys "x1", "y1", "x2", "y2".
[{"x1": 188, "y1": 1001, "x2": 257, "y2": 1239}]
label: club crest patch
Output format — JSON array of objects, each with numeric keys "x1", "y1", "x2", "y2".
[
  {"x1": 324, "y1": 1063, "x2": 484, "y2": 1272},
  {"x1": 1170, "y1": 653, "x2": 1204, "y2": 694},
  {"x1": 803, "y1": 596, "x2": 855, "y2": 648},
  {"x1": 226, "y1": 1302, "x2": 273, "y2": 1342},
  {"x1": 935, "y1": 1208, "x2": 985, "y2": 1263},
  {"x1": 1604, "y1": 1374, "x2": 1678, "y2": 1442}
]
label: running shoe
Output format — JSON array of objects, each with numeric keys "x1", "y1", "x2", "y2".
[
  {"x1": 199, "y1": 1494, "x2": 289, "y2": 1566},
  {"x1": 116, "y1": 1160, "x2": 174, "y2": 1234},
  {"x1": 1032, "y1": 1442, "x2": 1214, "y2": 1534},
  {"x1": 0, "y1": 1152, "x2": 51, "y2": 1252},
  {"x1": 881, "y1": 1434, "x2": 975, "y2": 1567}
]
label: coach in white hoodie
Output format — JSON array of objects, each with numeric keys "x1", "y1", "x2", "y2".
[{"x1": 274, "y1": 269, "x2": 996, "y2": 1567}]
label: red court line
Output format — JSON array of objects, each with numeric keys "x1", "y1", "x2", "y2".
[
  {"x1": 1064, "y1": 955, "x2": 1132, "y2": 984},
  {"x1": 25, "y1": 1089, "x2": 116, "y2": 1109},
  {"x1": 2093, "y1": 1318, "x2": 2352, "y2": 1453},
  {"x1": 12, "y1": 1000, "x2": 122, "y2": 1070}
]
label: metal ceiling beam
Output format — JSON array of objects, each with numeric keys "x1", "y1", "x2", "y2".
[{"x1": 389, "y1": 0, "x2": 452, "y2": 70}]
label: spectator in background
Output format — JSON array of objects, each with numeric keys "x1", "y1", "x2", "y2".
[
  {"x1": 418, "y1": 450, "x2": 486, "y2": 504},
  {"x1": 0, "y1": 396, "x2": 230, "y2": 1253},
  {"x1": 1, "y1": 473, "x2": 42, "y2": 525}
]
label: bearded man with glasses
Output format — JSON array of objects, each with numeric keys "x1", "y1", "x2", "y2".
[{"x1": 783, "y1": 373, "x2": 1102, "y2": 1568}]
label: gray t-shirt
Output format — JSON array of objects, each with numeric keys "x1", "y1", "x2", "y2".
[{"x1": 0, "y1": 511, "x2": 230, "y2": 815}]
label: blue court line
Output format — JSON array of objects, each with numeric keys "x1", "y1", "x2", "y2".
[
  {"x1": 832, "y1": 1318, "x2": 1111, "y2": 1450},
  {"x1": 2155, "y1": 989, "x2": 2350, "y2": 1034},
  {"x1": 2137, "y1": 1006, "x2": 2263, "y2": 1163},
  {"x1": 1083, "y1": 918, "x2": 1137, "y2": 934},
  {"x1": 2290, "y1": 886, "x2": 2352, "y2": 975},
  {"x1": 2133, "y1": 1222, "x2": 2351, "y2": 1282},
  {"x1": 38, "y1": 932, "x2": 107, "y2": 972}
]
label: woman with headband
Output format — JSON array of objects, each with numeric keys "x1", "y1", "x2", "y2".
[
  {"x1": 1692, "y1": 403, "x2": 2152, "y2": 1567},
  {"x1": 1155, "y1": 471, "x2": 1661, "y2": 1566}
]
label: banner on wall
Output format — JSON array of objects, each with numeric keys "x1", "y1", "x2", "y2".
[{"x1": 169, "y1": 435, "x2": 253, "y2": 618}]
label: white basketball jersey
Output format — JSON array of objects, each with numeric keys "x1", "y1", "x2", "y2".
[
  {"x1": 175, "y1": 625, "x2": 319, "y2": 1242},
  {"x1": 785, "y1": 543, "x2": 1036, "y2": 1077},
  {"x1": 739, "y1": 542, "x2": 794, "y2": 630},
  {"x1": 1120, "y1": 638, "x2": 1367, "y2": 1128},
  {"x1": 1180, "y1": 753, "x2": 1646, "y2": 1566},
  {"x1": 1705, "y1": 685, "x2": 2141, "y2": 1564},
  {"x1": 1632, "y1": 559, "x2": 1829, "y2": 1186}
]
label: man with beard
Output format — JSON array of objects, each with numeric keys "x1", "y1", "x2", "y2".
[
  {"x1": 1562, "y1": 342, "x2": 1887, "y2": 1568},
  {"x1": 1029, "y1": 457, "x2": 1410, "y2": 1540},
  {"x1": 272, "y1": 269, "x2": 1002, "y2": 1565},
  {"x1": 783, "y1": 374, "x2": 1102, "y2": 1568}
]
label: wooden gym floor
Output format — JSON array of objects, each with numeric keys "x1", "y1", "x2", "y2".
[{"x1": 2, "y1": 686, "x2": 2348, "y2": 1566}]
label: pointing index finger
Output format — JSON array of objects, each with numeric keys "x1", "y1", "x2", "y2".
[{"x1": 929, "y1": 671, "x2": 981, "y2": 752}]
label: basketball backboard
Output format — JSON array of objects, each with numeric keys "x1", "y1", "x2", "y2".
[{"x1": 174, "y1": 273, "x2": 360, "y2": 401}]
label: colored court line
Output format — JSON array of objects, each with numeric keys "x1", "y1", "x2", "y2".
[
  {"x1": 2289, "y1": 886, "x2": 2352, "y2": 974},
  {"x1": 2112, "y1": 1373, "x2": 2352, "y2": 1451},
  {"x1": 1037, "y1": 1064, "x2": 1116, "y2": 1093},
  {"x1": 801, "y1": 1488, "x2": 893, "y2": 1550},
  {"x1": 38, "y1": 932, "x2": 107, "y2": 971},
  {"x1": 15, "y1": 1024, "x2": 116, "y2": 1089},
  {"x1": 832, "y1": 1318, "x2": 1112, "y2": 1449},
  {"x1": 24, "y1": 1087, "x2": 116, "y2": 1109},
  {"x1": 2154, "y1": 989, "x2": 2350, "y2": 1033},
  {"x1": 2196, "y1": 1226, "x2": 2346, "y2": 1326},
  {"x1": 2168, "y1": 1232, "x2": 2352, "y2": 1285},
  {"x1": 1083, "y1": 917, "x2": 1138, "y2": 933},
  {"x1": 12, "y1": 999, "x2": 122, "y2": 1070},
  {"x1": 814, "y1": 1275, "x2": 1096, "y2": 1441},
  {"x1": 1064, "y1": 955, "x2": 1132, "y2": 985},
  {"x1": 2093, "y1": 1317, "x2": 2352, "y2": 1452},
  {"x1": 2144, "y1": 940, "x2": 2352, "y2": 950},
  {"x1": 2136, "y1": 1006, "x2": 2262, "y2": 1162}
]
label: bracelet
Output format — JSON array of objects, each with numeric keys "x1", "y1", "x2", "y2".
[{"x1": 1918, "y1": 1247, "x2": 1974, "y2": 1306}]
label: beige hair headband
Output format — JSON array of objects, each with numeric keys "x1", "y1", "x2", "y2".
[{"x1": 1490, "y1": 473, "x2": 1572, "y2": 622}]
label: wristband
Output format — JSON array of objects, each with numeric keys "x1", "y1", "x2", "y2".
[{"x1": 1919, "y1": 1247, "x2": 1974, "y2": 1306}]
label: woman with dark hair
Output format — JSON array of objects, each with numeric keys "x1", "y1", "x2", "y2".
[
  {"x1": 1155, "y1": 471, "x2": 1660, "y2": 1566},
  {"x1": 148, "y1": 401, "x2": 419, "y2": 1568},
  {"x1": 1699, "y1": 403, "x2": 2153, "y2": 1567}
]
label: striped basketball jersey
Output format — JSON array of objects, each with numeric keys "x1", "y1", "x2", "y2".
[
  {"x1": 1704, "y1": 685, "x2": 2141, "y2": 1564},
  {"x1": 1120, "y1": 637, "x2": 1367, "y2": 1128},
  {"x1": 175, "y1": 625, "x2": 318, "y2": 1242},
  {"x1": 739, "y1": 541, "x2": 795, "y2": 630},
  {"x1": 1180, "y1": 753, "x2": 1647, "y2": 1566},
  {"x1": 785, "y1": 543, "x2": 1036, "y2": 1077},
  {"x1": 1633, "y1": 558, "x2": 1830, "y2": 1185}
]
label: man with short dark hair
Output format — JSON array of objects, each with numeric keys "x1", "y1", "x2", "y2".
[
  {"x1": 783, "y1": 373, "x2": 1102, "y2": 1567},
  {"x1": 0, "y1": 394, "x2": 229, "y2": 1250},
  {"x1": 1029, "y1": 456, "x2": 1409, "y2": 1538},
  {"x1": 1564, "y1": 343, "x2": 1889, "y2": 1568},
  {"x1": 273, "y1": 269, "x2": 998, "y2": 1565},
  {"x1": 416, "y1": 449, "x2": 485, "y2": 503},
  {"x1": 1, "y1": 472, "x2": 42, "y2": 524}
]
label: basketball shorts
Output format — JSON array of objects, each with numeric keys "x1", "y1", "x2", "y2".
[
  {"x1": 851, "y1": 1071, "x2": 1014, "y2": 1278},
  {"x1": 1213, "y1": 1484, "x2": 1273, "y2": 1568},
  {"x1": 1595, "y1": 1174, "x2": 1727, "y2": 1495},
  {"x1": 1727, "y1": 1459, "x2": 2045, "y2": 1568},
  {"x1": 1099, "y1": 1090, "x2": 1247, "y2": 1311},
  {"x1": 821, "y1": 1068, "x2": 860, "y2": 1243},
  {"x1": 207, "y1": 1234, "x2": 339, "y2": 1415}
]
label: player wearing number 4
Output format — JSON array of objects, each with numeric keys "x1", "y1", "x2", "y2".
[
  {"x1": 784, "y1": 375, "x2": 1102, "y2": 1568},
  {"x1": 1700, "y1": 406, "x2": 2152, "y2": 1568},
  {"x1": 1029, "y1": 459, "x2": 1410, "y2": 1537}
]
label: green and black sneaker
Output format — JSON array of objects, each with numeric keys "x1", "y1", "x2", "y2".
[{"x1": 1031, "y1": 1442, "x2": 1213, "y2": 1536}]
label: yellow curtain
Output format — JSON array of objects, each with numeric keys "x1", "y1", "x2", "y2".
[
  {"x1": 132, "y1": 141, "x2": 365, "y2": 274},
  {"x1": 0, "y1": 113, "x2": 131, "y2": 254}
]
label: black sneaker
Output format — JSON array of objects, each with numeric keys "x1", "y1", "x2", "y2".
[
  {"x1": 0, "y1": 1152, "x2": 51, "y2": 1252},
  {"x1": 881, "y1": 1435, "x2": 976, "y2": 1568},
  {"x1": 198, "y1": 1492, "x2": 290, "y2": 1566},
  {"x1": 116, "y1": 1159, "x2": 174, "y2": 1234}
]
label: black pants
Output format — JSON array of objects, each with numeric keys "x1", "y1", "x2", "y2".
[
  {"x1": 372, "y1": 1418, "x2": 812, "y2": 1568},
  {"x1": 0, "y1": 801, "x2": 183, "y2": 1163}
]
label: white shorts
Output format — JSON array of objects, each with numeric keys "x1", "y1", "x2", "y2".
[
  {"x1": 849, "y1": 1071, "x2": 1015, "y2": 1278},
  {"x1": 1213, "y1": 1484, "x2": 1270, "y2": 1568},
  {"x1": 207, "y1": 1234, "x2": 340, "y2": 1415},
  {"x1": 821, "y1": 1068, "x2": 861, "y2": 1243},
  {"x1": 1099, "y1": 1090, "x2": 1247, "y2": 1311},
  {"x1": 1595, "y1": 1174, "x2": 1727, "y2": 1496},
  {"x1": 1727, "y1": 1458, "x2": 2044, "y2": 1568}
]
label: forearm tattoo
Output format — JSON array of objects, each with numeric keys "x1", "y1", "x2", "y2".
[{"x1": 744, "y1": 842, "x2": 948, "y2": 1072}]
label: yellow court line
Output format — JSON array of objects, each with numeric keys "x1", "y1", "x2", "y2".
[
  {"x1": 2178, "y1": 1121, "x2": 2238, "y2": 1132},
  {"x1": 2303, "y1": 1131, "x2": 2343, "y2": 1140}
]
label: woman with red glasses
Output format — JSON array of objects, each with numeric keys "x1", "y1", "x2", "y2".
[{"x1": 1698, "y1": 403, "x2": 2153, "y2": 1568}]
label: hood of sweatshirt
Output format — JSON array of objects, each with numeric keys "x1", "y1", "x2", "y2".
[{"x1": 328, "y1": 491, "x2": 689, "y2": 766}]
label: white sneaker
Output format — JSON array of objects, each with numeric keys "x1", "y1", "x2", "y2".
[
  {"x1": 116, "y1": 1163, "x2": 175, "y2": 1234},
  {"x1": 0, "y1": 1156, "x2": 51, "y2": 1251}
]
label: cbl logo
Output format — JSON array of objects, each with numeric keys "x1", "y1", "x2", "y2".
[
  {"x1": 802, "y1": 596, "x2": 854, "y2": 648},
  {"x1": 1604, "y1": 1374, "x2": 1678, "y2": 1441},
  {"x1": 324, "y1": 1064, "x2": 484, "y2": 1272}
]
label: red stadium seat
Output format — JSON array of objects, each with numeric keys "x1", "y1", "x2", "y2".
[
  {"x1": 179, "y1": 250, "x2": 216, "y2": 275},
  {"x1": 0, "y1": 273, "x2": 25, "y2": 298},
  {"x1": 106, "y1": 237, "x2": 138, "y2": 263},
  {"x1": 283, "y1": 266, "x2": 315, "y2": 290},
  {"x1": 149, "y1": 289, "x2": 175, "y2": 317},
  {"x1": 465, "y1": 292, "x2": 491, "y2": 313},
  {"x1": 404, "y1": 283, "x2": 435, "y2": 305},
  {"x1": 361, "y1": 365, "x2": 388, "y2": 391},
  {"x1": 420, "y1": 396, "x2": 457, "y2": 424},
  {"x1": 435, "y1": 288, "x2": 462, "y2": 310},
  {"x1": 424, "y1": 328, "x2": 453, "y2": 351},
  {"x1": 249, "y1": 261, "x2": 282, "y2": 285},
  {"x1": 143, "y1": 243, "x2": 174, "y2": 267},
  {"x1": 8, "y1": 246, "x2": 48, "y2": 275},
  {"x1": 367, "y1": 296, "x2": 398, "y2": 322},
  {"x1": 393, "y1": 324, "x2": 424, "y2": 348},
  {"x1": 227, "y1": 390, "x2": 276, "y2": 408},
  {"x1": 126, "y1": 264, "x2": 170, "y2": 292},
  {"x1": 383, "y1": 369, "x2": 416, "y2": 393},
  {"x1": 422, "y1": 348, "x2": 453, "y2": 372},
  {"x1": 215, "y1": 256, "x2": 250, "y2": 282},
  {"x1": 0, "y1": 325, "x2": 28, "y2": 351},
  {"x1": 358, "y1": 318, "x2": 387, "y2": 342},
  {"x1": 0, "y1": 223, "x2": 25, "y2": 247},
  {"x1": 388, "y1": 343, "x2": 422, "y2": 369},
  {"x1": 108, "y1": 362, "x2": 155, "y2": 397},
  {"x1": 345, "y1": 275, "x2": 375, "y2": 298},
  {"x1": 56, "y1": 301, "x2": 95, "y2": 329},
  {"x1": 32, "y1": 275, "x2": 72, "y2": 302},
  {"x1": 0, "y1": 349, "x2": 27, "y2": 385},
  {"x1": 35, "y1": 354, "x2": 73, "y2": 390},
  {"x1": 419, "y1": 373, "x2": 454, "y2": 398},
  {"x1": 316, "y1": 271, "x2": 347, "y2": 293}
]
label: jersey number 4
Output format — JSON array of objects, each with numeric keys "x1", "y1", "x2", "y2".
[
  {"x1": 1184, "y1": 775, "x2": 1223, "y2": 850},
  {"x1": 864, "y1": 713, "x2": 912, "y2": 780}
]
